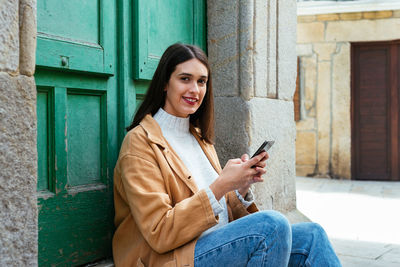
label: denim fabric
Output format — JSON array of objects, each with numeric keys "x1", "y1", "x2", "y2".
[{"x1": 194, "y1": 211, "x2": 341, "y2": 267}]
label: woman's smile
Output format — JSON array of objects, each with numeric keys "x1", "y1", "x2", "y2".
[
  {"x1": 182, "y1": 96, "x2": 199, "y2": 105},
  {"x1": 163, "y1": 58, "x2": 208, "y2": 118}
]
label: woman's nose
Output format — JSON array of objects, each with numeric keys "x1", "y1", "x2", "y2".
[{"x1": 189, "y1": 81, "x2": 199, "y2": 93}]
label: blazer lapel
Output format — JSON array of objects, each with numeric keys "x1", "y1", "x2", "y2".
[
  {"x1": 161, "y1": 146, "x2": 199, "y2": 193},
  {"x1": 140, "y1": 114, "x2": 199, "y2": 193}
]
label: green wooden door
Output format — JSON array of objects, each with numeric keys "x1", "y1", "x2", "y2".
[
  {"x1": 36, "y1": 0, "x2": 206, "y2": 265},
  {"x1": 35, "y1": 0, "x2": 116, "y2": 265},
  {"x1": 133, "y1": 0, "x2": 206, "y2": 80}
]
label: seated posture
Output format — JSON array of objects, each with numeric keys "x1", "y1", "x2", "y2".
[{"x1": 112, "y1": 43, "x2": 342, "y2": 267}]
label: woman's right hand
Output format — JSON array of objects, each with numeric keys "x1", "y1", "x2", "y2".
[{"x1": 209, "y1": 152, "x2": 267, "y2": 200}]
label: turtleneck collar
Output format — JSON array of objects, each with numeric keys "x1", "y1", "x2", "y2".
[{"x1": 153, "y1": 108, "x2": 190, "y2": 135}]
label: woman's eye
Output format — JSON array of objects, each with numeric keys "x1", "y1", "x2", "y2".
[
  {"x1": 198, "y1": 79, "x2": 206, "y2": 85},
  {"x1": 181, "y1": 77, "x2": 189, "y2": 81}
]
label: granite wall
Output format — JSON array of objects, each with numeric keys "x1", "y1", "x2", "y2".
[
  {"x1": 207, "y1": 0, "x2": 306, "y2": 221},
  {"x1": 0, "y1": 0, "x2": 38, "y2": 266}
]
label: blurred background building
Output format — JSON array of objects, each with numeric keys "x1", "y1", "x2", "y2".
[{"x1": 295, "y1": 0, "x2": 400, "y2": 181}]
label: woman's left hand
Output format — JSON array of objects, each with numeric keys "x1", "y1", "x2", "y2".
[{"x1": 237, "y1": 152, "x2": 269, "y2": 197}]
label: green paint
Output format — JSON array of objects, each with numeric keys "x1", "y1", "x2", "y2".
[
  {"x1": 38, "y1": 0, "x2": 100, "y2": 43},
  {"x1": 36, "y1": 0, "x2": 206, "y2": 265},
  {"x1": 36, "y1": 75, "x2": 114, "y2": 266},
  {"x1": 67, "y1": 93, "x2": 104, "y2": 186},
  {"x1": 36, "y1": 0, "x2": 114, "y2": 75},
  {"x1": 37, "y1": 190, "x2": 113, "y2": 266},
  {"x1": 133, "y1": 0, "x2": 207, "y2": 80},
  {"x1": 37, "y1": 89, "x2": 50, "y2": 191}
]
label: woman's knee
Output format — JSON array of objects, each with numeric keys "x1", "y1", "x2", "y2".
[
  {"x1": 293, "y1": 222, "x2": 329, "y2": 243},
  {"x1": 308, "y1": 222, "x2": 329, "y2": 239},
  {"x1": 253, "y1": 211, "x2": 292, "y2": 243}
]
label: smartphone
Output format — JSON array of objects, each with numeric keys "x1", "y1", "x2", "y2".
[{"x1": 250, "y1": 140, "x2": 275, "y2": 158}]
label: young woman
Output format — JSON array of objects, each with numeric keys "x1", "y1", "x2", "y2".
[{"x1": 112, "y1": 43, "x2": 341, "y2": 267}]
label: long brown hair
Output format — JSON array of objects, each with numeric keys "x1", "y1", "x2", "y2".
[{"x1": 127, "y1": 43, "x2": 215, "y2": 144}]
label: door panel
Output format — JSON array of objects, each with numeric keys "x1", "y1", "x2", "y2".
[
  {"x1": 36, "y1": 2, "x2": 116, "y2": 261},
  {"x1": 37, "y1": 88, "x2": 54, "y2": 192},
  {"x1": 133, "y1": 0, "x2": 206, "y2": 80},
  {"x1": 36, "y1": 0, "x2": 114, "y2": 75},
  {"x1": 36, "y1": 71, "x2": 114, "y2": 266},
  {"x1": 66, "y1": 92, "x2": 106, "y2": 187},
  {"x1": 352, "y1": 42, "x2": 400, "y2": 181},
  {"x1": 38, "y1": 0, "x2": 100, "y2": 43}
]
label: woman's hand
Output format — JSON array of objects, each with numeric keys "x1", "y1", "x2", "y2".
[
  {"x1": 237, "y1": 153, "x2": 269, "y2": 197},
  {"x1": 209, "y1": 152, "x2": 268, "y2": 200}
]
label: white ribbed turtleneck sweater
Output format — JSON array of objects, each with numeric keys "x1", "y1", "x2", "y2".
[{"x1": 153, "y1": 108, "x2": 253, "y2": 237}]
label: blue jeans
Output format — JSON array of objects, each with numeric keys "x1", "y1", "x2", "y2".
[{"x1": 194, "y1": 211, "x2": 341, "y2": 267}]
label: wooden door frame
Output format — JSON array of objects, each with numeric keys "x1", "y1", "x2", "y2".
[{"x1": 351, "y1": 40, "x2": 400, "y2": 181}]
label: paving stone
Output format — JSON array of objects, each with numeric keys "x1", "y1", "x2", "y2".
[
  {"x1": 296, "y1": 177, "x2": 400, "y2": 267},
  {"x1": 377, "y1": 246, "x2": 400, "y2": 264},
  {"x1": 338, "y1": 255, "x2": 399, "y2": 267},
  {"x1": 331, "y1": 238, "x2": 392, "y2": 260}
]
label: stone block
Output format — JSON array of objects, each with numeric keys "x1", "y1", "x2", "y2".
[
  {"x1": 298, "y1": 15, "x2": 316, "y2": 23},
  {"x1": 248, "y1": 98, "x2": 297, "y2": 213},
  {"x1": 209, "y1": 0, "x2": 299, "y2": 219},
  {"x1": 19, "y1": 1, "x2": 37, "y2": 76},
  {"x1": 238, "y1": 0, "x2": 255, "y2": 100},
  {"x1": 254, "y1": 0, "x2": 269, "y2": 98},
  {"x1": 300, "y1": 55, "x2": 317, "y2": 115},
  {"x1": 277, "y1": 0, "x2": 297, "y2": 101},
  {"x1": 314, "y1": 43, "x2": 336, "y2": 61},
  {"x1": 326, "y1": 18, "x2": 400, "y2": 42},
  {"x1": 0, "y1": 0, "x2": 19, "y2": 73},
  {"x1": 393, "y1": 10, "x2": 400, "y2": 18},
  {"x1": 284, "y1": 209, "x2": 311, "y2": 224},
  {"x1": 296, "y1": 165, "x2": 316, "y2": 177},
  {"x1": 0, "y1": 73, "x2": 37, "y2": 266},
  {"x1": 363, "y1": 11, "x2": 393, "y2": 20},
  {"x1": 317, "y1": 14, "x2": 339, "y2": 21},
  {"x1": 297, "y1": 44, "x2": 313, "y2": 57},
  {"x1": 214, "y1": 96, "x2": 250, "y2": 166},
  {"x1": 307, "y1": 105, "x2": 316, "y2": 117},
  {"x1": 332, "y1": 239, "x2": 395, "y2": 261},
  {"x1": 339, "y1": 12, "x2": 362, "y2": 21},
  {"x1": 296, "y1": 131, "x2": 317, "y2": 165},
  {"x1": 316, "y1": 62, "x2": 331, "y2": 175},
  {"x1": 296, "y1": 118, "x2": 315, "y2": 131},
  {"x1": 378, "y1": 246, "x2": 400, "y2": 264},
  {"x1": 297, "y1": 22, "x2": 325, "y2": 43},
  {"x1": 331, "y1": 43, "x2": 351, "y2": 179},
  {"x1": 266, "y1": 0, "x2": 277, "y2": 98},
  {"x1": 304, "y1": 100, "x2": 315, "y2": 116},
  {"x1": 207, "y1": 1, "x2": 239, "y2": 97}
]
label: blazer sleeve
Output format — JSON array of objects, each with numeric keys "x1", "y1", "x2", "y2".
[
  {"x1": 226, "y1": 191, "x2": 259, "y2": 221},
  {"x1": 119, "y1": 153, "x2": 218, "y2": 254}
]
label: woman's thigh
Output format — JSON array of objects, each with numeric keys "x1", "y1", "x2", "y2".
[{"x1": 194, "y1": 211, "x2": 292, "y2": 267}]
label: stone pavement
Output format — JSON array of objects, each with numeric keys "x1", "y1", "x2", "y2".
[{"x1": 296, "y1": 176, "x2": 400, "y2": 267}]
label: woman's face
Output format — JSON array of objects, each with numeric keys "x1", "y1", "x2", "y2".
[{"x1": 163, "y1": 58, "x2": 208, "y2": 118}]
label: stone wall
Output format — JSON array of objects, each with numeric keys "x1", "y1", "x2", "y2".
[
  {"x1": 208, "y1": 0, "x2": 307, "y2": 222},
  {"x1": 0, "y1": 0, "x2": 38, "y2": 266},
  {"x1": 296, "y1": 10, "x2": 400, "y2": 179}
]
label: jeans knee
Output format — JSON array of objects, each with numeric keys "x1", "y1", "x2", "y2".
[
  {"x1": 256, "y1": 211, "x2": 292, "y2": 246},
  {"x1": 309, "y1": 222, "x2": 328, "y2": 239}
]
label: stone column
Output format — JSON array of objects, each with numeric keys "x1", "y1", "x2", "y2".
[
  {"x1": 0, "y1": 0, "x2": 38, "y2": 266},
  {"x1": 208, "y1": 0, "x2": 307, "y2": 222}
]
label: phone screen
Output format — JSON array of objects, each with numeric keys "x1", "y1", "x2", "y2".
[{"x1": 250, "y1": 140, "x2": 275, "y2": 158}]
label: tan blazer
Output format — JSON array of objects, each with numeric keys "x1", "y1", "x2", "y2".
[{"x1": 112, "y1": 114, "x2": 258, "y2": 267}]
